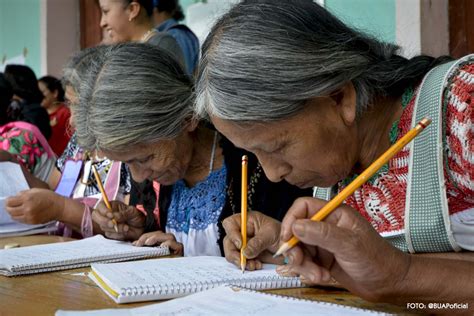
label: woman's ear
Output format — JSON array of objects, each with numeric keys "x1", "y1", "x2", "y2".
[
  {"x1": 330, "y1": 82, "x2": 357, "y2": 126},
  {"x1": 127, "y1": 1, "x2": 141, "y2": 22}
]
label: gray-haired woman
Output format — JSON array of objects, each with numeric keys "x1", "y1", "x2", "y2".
[
  {"x1": 5, "y1": 46, "x2": 133, "y2": 238},
  {"x1": 72, "y1": 43, "x2": 310, "y2": 259},
  {"x1": 195, "y1": 0, "x2": 474, "y2": 306}
]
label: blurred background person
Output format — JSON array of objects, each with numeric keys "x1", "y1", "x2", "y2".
[
  {"x1": 38, "y1": 75, "x2": 71, "y2": 156},
  {"x1": 4, "y1": 64, "x2": 51, "y2": 140},
  {"x1": 99, "y1": 0, "x2": 184, "y2": 66},
  {"x1": 152, "y1": 0, "x2": 199, "y2": 75},
  {"x1": 0, "y1": 73, "x2": 56, "y2": 183}
]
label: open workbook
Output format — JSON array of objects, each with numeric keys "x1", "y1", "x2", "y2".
[
  {"x1": 89, "y1": 256, "x2": 303, "y2": 303},
  {"x1": 0, "y1": 235, "x2": 169, "y2": 276},
  {"x1": 56, "y1": 285, "x2": 389, "y2": 315}
]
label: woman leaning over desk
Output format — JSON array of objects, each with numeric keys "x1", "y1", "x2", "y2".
[
  {"x1": 194, "y1": 0, "x2": 474, "y2": 307},
  {"x1": 5, "y1": 47, "x2": 133, "y2": 238},
  {"x1": 72, "y1": 43, "x2": 310, "y2": 258}
]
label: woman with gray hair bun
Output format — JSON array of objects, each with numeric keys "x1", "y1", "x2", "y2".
[
  {"x1": 196, "y1": 0, "x2": 474, "y2": 306},
  {"x1": 73, "y1": 43, "x2": 310, "y2": 258}
]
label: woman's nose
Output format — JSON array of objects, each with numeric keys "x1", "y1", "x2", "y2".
[{"x1": 256, "y1": 153, "x2": 290, "y2": 183}]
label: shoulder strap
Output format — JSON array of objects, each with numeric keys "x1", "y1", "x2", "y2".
[{"x1": 405, "y1": 55, "x2": 474, "y2": 253}]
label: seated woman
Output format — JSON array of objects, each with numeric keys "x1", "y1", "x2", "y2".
[
  {"x1": 0, "y1": 73, "x2": 56, "y2": 183},
  {"x1": 72, "y1": 43, "x2": 311, "y2": 258},
  {"x1": 38, "y1": 75, "x2": 71, "y2": 156},
  {"x1": 194, "y1": 0, "x2": 474, "y2": 263},
  {"x1": 4, "y1": 47, "x2": 132, "y2": 238}
]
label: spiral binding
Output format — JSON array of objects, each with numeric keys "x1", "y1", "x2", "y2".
[
  {"x1": 119, "y1": 275, "x2": 303, "y2": 298},
  {"x1": 6, "y1": 246, "x2": 170, "y2": 276}
]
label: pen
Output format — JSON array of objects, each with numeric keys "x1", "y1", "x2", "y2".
[
  {"x1": 241, "y1": 155, "x2": 248, "y2": 273},
  {"x1": 274, "y1": 117, "x2": 432, "y2": 257},
  {"x1": 91, "y1": 165, "x2": 119, "y2": 233}
]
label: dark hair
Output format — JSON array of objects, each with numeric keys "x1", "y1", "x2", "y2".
[
  {"x1": 38, "y1": 75, "x2": 65, "y2": 102},
  {"x1": 0, "y1": 73, "x2": 13, "y2": 125},
  {"x1": 124, "y1": 0, "x2": 153, "y2": 16},
  {"x1": 196, "y1": 0, "x2": 453, "y2": 121},
  {"x1": 4, "y1": 64, "x2": 43, "y2": 104},
  {"x1": 153, "y1": 0, "x2": 184, "y2": 21}
]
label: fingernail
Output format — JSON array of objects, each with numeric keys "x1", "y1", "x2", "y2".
[
  {"x1": 293, "y1": 222, "x2": 305, "y2": 237},
  {"x1": 234, "y1": 239, "x2": 242, "y2": 249},
  {"x1": 243, "y1": 247, "x2": 252, "y2": 258}
]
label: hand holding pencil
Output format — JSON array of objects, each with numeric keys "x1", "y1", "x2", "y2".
[
  {"x1": 91, "y1": 165, "x2": 119, "y2": 233},
  {"x1": 274, "y1": 117, "x2": 431, "y2": 257}
]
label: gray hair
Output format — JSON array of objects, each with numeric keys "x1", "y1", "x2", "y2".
[
  {"x1": 195, "y1": 0, "x2": 449, "y2": 122},
  {"x1": 62, "y1": 46, "x2": 107, "y2": 94},
  {"x1": 74, "y1": 43, "x2": 194, "y2": 151}
]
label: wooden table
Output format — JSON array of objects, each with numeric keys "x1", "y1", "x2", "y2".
[{"x1": 0, "y1": 236, "x2": 411, "y2": 315}]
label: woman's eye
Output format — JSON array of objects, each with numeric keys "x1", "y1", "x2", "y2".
[{"x1": 137, "y1": 156, "x2": 153, "y2": 164}]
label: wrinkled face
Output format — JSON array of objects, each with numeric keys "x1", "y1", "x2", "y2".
[
  {"x1": 211, "y1": 98, "x2": 359, "y2": 188},
  {"x1": 38, "y1": 81, "x2": 57, "y2": 109},
  {"x1": 100, "y1": 133, "x2": 195, "y2": 185},
  {"x1": 99, "y1": 0, "x2": 132, "y2": 44}
]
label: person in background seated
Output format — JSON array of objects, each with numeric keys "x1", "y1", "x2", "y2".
[
  {"x1": 99, "y1": 0, "x2": 184, "y2": 67},
  {"x1": 0, "y1": 73, "x2": 55, "y2": 184},
  {"x1": 152, "y1": 0, "x2": 199, "y2": 75},
  {"x1": 38, "y1": 75, "x2": 72, "y2": 156},
  {"x1": 4, "y1": 64, "x2": 51, "y2": 140},
  {"x1": 5, "y1": 47, "x2": 132, "y2": 238},
  {"x1": 72, "y1": 43, "x2": 311, "y2": 258}
]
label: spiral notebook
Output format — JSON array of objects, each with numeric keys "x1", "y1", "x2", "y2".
[
  {"x1": 0, "y1": 235, "x2": 170, "y2": 276},
  {"x1": 89, "y1": 256, "x2": 303, "y2": 303},
  {"x1": 56, "y1": 285, "x2": 390, "y2": 315}
]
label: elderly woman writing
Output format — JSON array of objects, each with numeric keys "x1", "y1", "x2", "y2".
[
  {"x1": 72, "y1": 43, "x2": 310, "y2": 259},
  {"x1": 194, "y1": 0, "x2": 474, "y2": 307},
  {"x1": 5, "y1": 46, "x2": 133, "y2": 238}
]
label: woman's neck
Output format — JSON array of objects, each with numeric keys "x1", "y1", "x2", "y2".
[
  {"x1": 46, "y1": 103, "x2": 61, "y2": 115},
  {"x1": 130, "y1": 20, "x2": 155, "y2": 42},
  {"x1": 354, "y1": 95, "x2": 404, "y2": 174},
  {"x1": 184, "y1": 127, "x2": 223, "y2": 187}
]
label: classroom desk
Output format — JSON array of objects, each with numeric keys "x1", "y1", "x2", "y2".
[{"x1": 0, "y1": 235, "x2": 411, "y2": 316}]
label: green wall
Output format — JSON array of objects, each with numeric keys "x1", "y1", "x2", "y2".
[
  {"x1": 325, "y1": 0, "x2": 395, "y2": 43},
  {"x1": 0, "y1": 0, "x2": 41, "y2": 76}
]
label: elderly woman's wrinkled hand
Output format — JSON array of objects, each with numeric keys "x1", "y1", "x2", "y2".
[
  {"x1": 133, "y1": 231, "x2": 184, "y2": 256},
  {"x1": 277, "y1": 197, "x2": 411, "y2": 301},
  {"x1": 92, "y1": 201, "x2": 145, "y2": 241},
  {"x1": 222, "y1": 211, "x2": 285, "y2": 270}
]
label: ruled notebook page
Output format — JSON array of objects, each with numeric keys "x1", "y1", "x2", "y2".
[
  {"x1": 90, "y1": 256, "x2": 302, "y2": 303},
  {"x1": 0, "y1": 235, "x2": 169, "y2": 276},
  {"x1": 56, "y1": 285, "x2": 389, "y2": 316}
]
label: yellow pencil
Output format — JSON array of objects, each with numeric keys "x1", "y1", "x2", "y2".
[
  {"x1": 274, "y1": 117, "x2": 432, "y2": 257},
  {"x1": 91, "y1": 165, "x2": 119, "y2": 233},
  {"x1": 241, "y1": 155, "x2": 248, "y2": 273}
]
